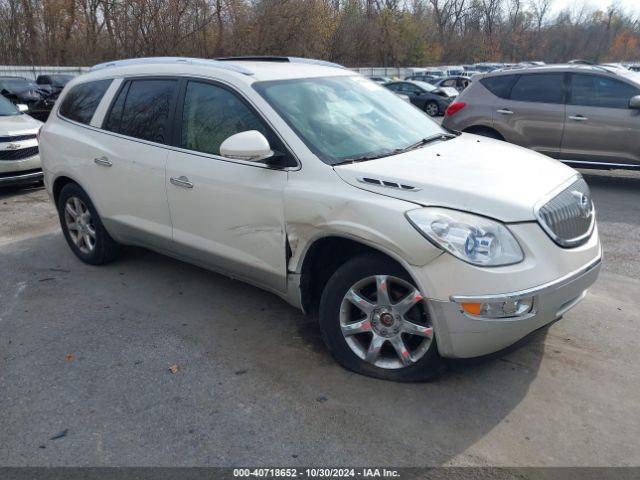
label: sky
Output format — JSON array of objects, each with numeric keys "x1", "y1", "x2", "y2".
[{"x1": 551, "y1": 0, "x2": 640, "y2": 14}]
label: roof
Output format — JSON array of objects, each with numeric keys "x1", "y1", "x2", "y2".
[{"x1": 85, "y1": 56, "x2": 351, "y2": 84}]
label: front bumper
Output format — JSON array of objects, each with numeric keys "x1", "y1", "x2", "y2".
[
  {"x1": 0, "y1": 153, "x2": 43, "y2": 187},
  {"x1": 428, "y1": 253, "x2": 601, "y2": 358},
  {"x1": 0, "y1": 168, "x2": 43, "y2": 187}
]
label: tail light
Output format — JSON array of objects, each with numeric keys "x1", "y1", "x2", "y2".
[{"x1": 445, "y1": 101, "x2": 466, "y2": 117}]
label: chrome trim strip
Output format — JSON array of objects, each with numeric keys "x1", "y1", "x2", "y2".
[
  {"x1": 0, "y1": 170, "x2": 43, "y2": 185},
  {"x1": 90, "y1": 57, "x2": 254, "y2": 75},
  {"x1": 450, "y1": 253, "x2": 602, "y2": 303},
  {"x1": 561, "y1": 159, "x2": 640, "y2": 169}
]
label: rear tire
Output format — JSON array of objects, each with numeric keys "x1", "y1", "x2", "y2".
[
  {"x1": 424, "y1": 101, "x2": 439, "y2": 117},
  {"x1": 57, "y1": 183, "x2": 120, "y2": 265},
  {"x1": 319, "y1": 253, "x2": 445, "y2": 382}
]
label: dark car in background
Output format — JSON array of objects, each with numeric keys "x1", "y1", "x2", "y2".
[
  {"x1": 384, "y1": 80, "x2": 457, "y2": 116},
  {"x1": 36, "y1": 74, "x2": 74, "y2": 96},
  {"x1": 0, "y1": 76, "x2": 56, "y2": 122},
  {"x1": 442, "y1": 64, "x2": 640, "y2": 170}
]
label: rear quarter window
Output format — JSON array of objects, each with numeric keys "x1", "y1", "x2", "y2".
[
  {"x1": 103, "y1": 78, "x2": 178, "y2": 144},
  {"x1": 480, "y1": 75, "x2": 517, "y2": 99},
  {"x1": 59, "y1": 79, "x2": 112, "y2": 124}
]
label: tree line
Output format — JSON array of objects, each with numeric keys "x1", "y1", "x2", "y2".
[{"x1": 1, "y1": 0, "x2": 639, "y2": 67}]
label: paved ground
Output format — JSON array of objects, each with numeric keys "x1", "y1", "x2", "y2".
[{"x1": 0, "y1": 170, "x2": 639, "y2": 467}]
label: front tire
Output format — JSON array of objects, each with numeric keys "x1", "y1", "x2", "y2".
[
  {"x1": 57, "y1": 183, "x2": 120, "y2": 265},
  {"x1": 319, "y1": 254, "x2": 445, "y2": 382}
]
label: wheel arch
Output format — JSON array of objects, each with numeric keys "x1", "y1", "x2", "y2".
[
  {"x1": 52, "y1": 174, "x2": 84, "y2": 205},
  {"x1": 462, "y1": 125, "x2": 505, "y2": 140},
  {"x1": 297, "y1": 234, "x2": 422, "y2": 315}
]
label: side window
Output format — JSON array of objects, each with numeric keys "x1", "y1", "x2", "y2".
[
  {"x1": 480, "y1": 75, "x2": 517, "y2": 99},
  {"x1": 59, "y1": 79, "x2": 112, "y2": 124},
  {"x1": 179, "y1": 81, "x2": 276, "y2": 157},
  {"x1": 104, "y1": 79, "x2": 178, "y2": 144},
  {"x1": 386, "y1": 84, "x2": 401, "y2": 92},
  {"x1": 510, "y1": 73, "x2": 564, "y2": 104},
  {"x1": 570, "y1": 74, "x2": 639, "y2": 109}
]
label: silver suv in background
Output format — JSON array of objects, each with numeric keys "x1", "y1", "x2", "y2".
[{"x1": 442, "y1": 64, "x2": 640, "y2": 170}]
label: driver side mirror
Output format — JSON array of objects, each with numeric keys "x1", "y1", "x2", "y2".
[
  {"x1": 629, "y1": 95, "x2": 640, "y2": 109},
  {"x1": 17, "y1": 104, "x2": 29, "y2": 112},
  {"x1": 220, "y1": 130, "x2": 273, "y2": 162}
]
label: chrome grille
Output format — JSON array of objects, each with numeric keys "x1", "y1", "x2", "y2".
[
  {"x1": 536, "y1": 177, "x2": 595, "y2": 248},
  {"x1": 0, "y1": 146, "x2": 39, "y2": 161},
  {"x1": 0, "y1": 134, "x2": 36, "y2": 142}
]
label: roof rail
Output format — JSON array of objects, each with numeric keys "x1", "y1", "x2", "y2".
[
  {"x1": 215, "y1": 56, "x2": 346, "y2": 69},
  {"x1": 89, "y1": 57, "x2": 254, "y2": 75}
]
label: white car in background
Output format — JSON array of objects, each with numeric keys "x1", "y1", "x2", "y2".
[
  {"x1": 0, "y1": 95, "x2": 42, "y2": 187},
  {"x1": 40, "y1": 57, "x2": 601, "y2": 382}
]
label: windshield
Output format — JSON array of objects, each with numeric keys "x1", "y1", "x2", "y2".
[
  {"x1": 0, "y1": 95, "x2": 20, "y2": 116},
  {"x1": 254, "y1": 76, "x2": 444, "y2": 164}
]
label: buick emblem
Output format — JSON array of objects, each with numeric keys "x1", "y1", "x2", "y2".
[
  {"x1": 5, "y1": 143, "x2": 20, "y2": 150},
  {"x1": 571, "y1": 190, "x2": 592, "y2": 218}
]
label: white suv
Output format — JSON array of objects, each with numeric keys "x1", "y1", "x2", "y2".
[{"x1": 40, "y1": 57, "x2": 601, "y2": 382}]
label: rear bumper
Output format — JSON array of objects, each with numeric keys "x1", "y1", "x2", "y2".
[{"x1": 429, "y1": 254, "x2": 602, "y2": 358}]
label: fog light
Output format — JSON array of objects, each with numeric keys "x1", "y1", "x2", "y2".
[{"x1": 461, "y1": 297, "x2": 533, "y2": 318}]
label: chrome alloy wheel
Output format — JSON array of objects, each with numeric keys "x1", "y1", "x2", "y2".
[
  {"x1": 64, "y1": 196, "x2": 96, "y2": 254},
  {"x1": 339, "y1": 275, "x2": 434, "y2": 369}
]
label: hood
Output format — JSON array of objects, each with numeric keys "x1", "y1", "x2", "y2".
[
  {"x1": 333, "y1": 134, "x2": 578, "y2": 222},
  {"x1": 0, "y1": 114, "x2": 42, "y2": 136}
]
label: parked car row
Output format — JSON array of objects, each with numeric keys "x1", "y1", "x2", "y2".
[{"x1": 0, "y1": 74, "x2": 73, "y2": 122}]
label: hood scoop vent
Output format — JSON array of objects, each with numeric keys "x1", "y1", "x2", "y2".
[{"x1": 358, "y1": 177, "x2": 419, "y2": 191}]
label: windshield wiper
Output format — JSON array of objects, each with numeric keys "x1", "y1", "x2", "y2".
[
  {"x1": 333, "y1": 151, "x2": 395, "y2": 166},
  {"x1": 393, "y1": 133, "x2": 456, "y2": 155},
  {"x1": 333, "y1": 133, "x2": 456, "y2": 166}
]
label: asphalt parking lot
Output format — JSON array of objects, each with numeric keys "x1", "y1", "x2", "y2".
[{"x1": 1, "y1": 169, "x2": 639, "y2": 467}]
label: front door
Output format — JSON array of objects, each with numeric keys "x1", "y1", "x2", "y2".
[
  {"x1": 561, "y1": 73, "x2": 640, "y2": 167},
  {"x1": 165, "y1": 79, "x2": 289, "y2": 293}
]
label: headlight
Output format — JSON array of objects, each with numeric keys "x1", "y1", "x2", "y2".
[{"x1": 406, "y1": 207, "x2": 524, "y2": 266}]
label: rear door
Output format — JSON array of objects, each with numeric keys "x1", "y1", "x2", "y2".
[
  {"x1": 493, "y1": 72, "x2": 566, "y2": 157},
  {"x1": 165, "y1": 79, "x2": 290, "y2": 293},
  {"x1": 561, "y1": 73, "x2": 640, "y2": 167},
  {"x1": 91, "y1": 77, "x2": 179, "y2": 249}
]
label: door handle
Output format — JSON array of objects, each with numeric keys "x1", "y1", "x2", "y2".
[
  {"x1": 93, "y1": 156, "x2": 112, "y2": 167},
  {"x1": 170, "y1": 176, "x2": 194, "y2": 189},
  {"x1": 569, "y1": 115, "x2": 588, "y2": 122},
  {"x1": 496, "y1": 109, "x2": 514, "y2": 115}
]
